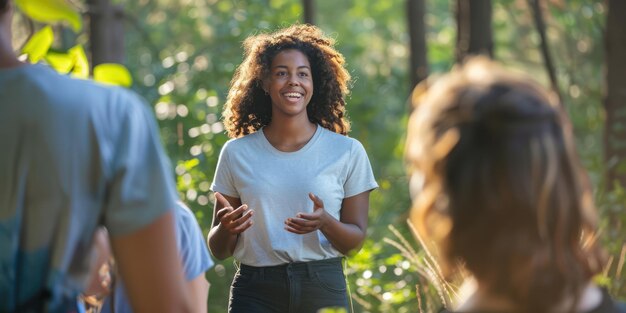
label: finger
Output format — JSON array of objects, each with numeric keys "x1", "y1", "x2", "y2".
[
  {"x1": 225, "y1": 209, "x2": 254, "y2": 232},
  {"x1": 216, "y1": 206, "x2": 233, "y2": 220},
  {"x1": 295, "y1": 212, "x2": 320, "y2": 220},
  {"x1": 284, "y1": 220, "x2": 317, "y2": 234},
  {"x1": 233, "y1": 219, "x2": 254, "y2": 233},
  {"x1": 308, "y1": 193, "x2": 324, "y2": 209},
  {"x1": 224, "y1": 204, "x2": 249, "y2": 221},
  {"x1": 286, "y1": 217, "x2": 317, "y2": 228},
  {"x1": 215, "y1": 192, "x2": 232, "y2": 208},
  {"x1": 284, "y1": 225, "x2": 313, "y2": 234},
  {"x1": 234, "y1": 209, "x2": 254, "y2": 224}
]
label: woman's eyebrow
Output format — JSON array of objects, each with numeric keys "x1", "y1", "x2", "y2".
[{"x1": 272, "y1": 65, "x2": 311, "y2": 70}]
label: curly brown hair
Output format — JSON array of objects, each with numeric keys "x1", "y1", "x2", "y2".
[{"x1": 222, "y1": 24, "x2": 351, "y2": 138}]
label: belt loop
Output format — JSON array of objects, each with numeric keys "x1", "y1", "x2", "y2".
[
  {"x1": 306, "y1": 261, "x2": 314, "y2": 279},
  {"x1": 259, "y1": 267, "x2": 265, "y2": 280}
]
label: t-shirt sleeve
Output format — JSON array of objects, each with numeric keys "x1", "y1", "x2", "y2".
[
  {"x1": 103, "y1": 90, "x2": 177, "y2": 236},
  {"x1": 344, "y1": 139, "x2": 378, "y2": 198},
  {"x1": 175, "y1": 202, "x2": 214, "y2": 280},
  {"x1": 210, "y1": 141, "x2": 238, "y2": 198}
]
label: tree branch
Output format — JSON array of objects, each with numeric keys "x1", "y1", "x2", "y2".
[{"x1": 527, "y1": 0, "x2": 563, "y2": 105}]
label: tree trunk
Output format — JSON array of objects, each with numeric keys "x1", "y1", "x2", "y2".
[
  {"x1": 87, "y1": 0, "x2": 124, "y2": 67},
  {"x1": 302, "y1": 0, "x2": 315, "y2": 25},
  {"x1": 528, "y1": 0, "x2": 562, "y2": 104},
  {"x1": 604, "y1": 0, "x2": 626, "y2": 189},
  {"x1": 407, "y1": 0, "x2": 428, "y2": 91},
  {"x1": 455, "y1": 0, "x2": 493, "y2": 62}
]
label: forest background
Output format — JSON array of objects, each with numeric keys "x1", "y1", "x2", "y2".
[{"x1": 11, "y1": 0, "x2": 625, "y2": 312}]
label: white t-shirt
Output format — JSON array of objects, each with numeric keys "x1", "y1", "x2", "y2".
[{"x1": 211, "y1": 125, "x2": 378, "y2": 266}]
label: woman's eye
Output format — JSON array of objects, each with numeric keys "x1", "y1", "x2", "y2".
[
  {"x1": 299, "y1": 72, "x2": 309, "y2": 77},
  {"x1": 276, "y1": 71, "x2": 286, "y2": 76}
]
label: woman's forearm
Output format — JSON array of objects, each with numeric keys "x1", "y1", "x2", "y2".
[
  {"x1": 208, "y1": 193, "x2": 248, "y2": 260},
  {"x1": 207, "y1": 225, "x2": 238, "y2": 260},
  {"x1": 319, "y1": 215, "x2": 366, "y2": 255}
]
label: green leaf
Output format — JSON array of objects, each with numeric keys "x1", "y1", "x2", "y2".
[
  {"x1": 93, "y1": 63, "x2": 133, "y2": 87},
  {"x1": 68, "y1": 45, "x2": 89, "y2": 79},
  {"x1": 183, "y1": 158, "x2": 200, "y2": 170},
  {"x1": 317, "y1": 308, "x2": 347, "y2": 313},
  {"x1": 21, "y1": 26, "x2": 53, "y2": 63},
  {"x1": 15, "y1": 0, "x2": 82, "y2": 32},
  {"x1": 45, "y1": 51, "x2": 74, "y2": 74}
]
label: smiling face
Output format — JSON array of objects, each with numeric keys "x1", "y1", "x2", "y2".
[{"x1": 263, "y1": 49, "x2": 314, "y2": 119}]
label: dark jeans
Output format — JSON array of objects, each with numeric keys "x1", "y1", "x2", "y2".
[{"x1": 228, "y1": 257, "x2": 349, "y2": 313}]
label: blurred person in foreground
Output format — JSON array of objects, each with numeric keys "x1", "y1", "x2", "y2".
[
  {"x1": 405, "y1": 57, "x2": 625, "y2": 313},
  {"x1": 98, "y1": 201, "x2": 213, "y2": 313},
  {"x1": 0, "y1": 0, "x2": 192, "y2": 311}
]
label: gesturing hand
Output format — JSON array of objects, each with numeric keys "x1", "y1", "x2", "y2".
[
  {"x1": 215, "y1": 192, "x2": 254, "y2": 235},
  {"x1": 285, "y1": 193, "x2": 329, "y2": 234}
]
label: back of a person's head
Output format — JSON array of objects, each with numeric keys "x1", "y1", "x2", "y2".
[{"x1": 406, "y1": 57, "x2": 605, "y2": 312}]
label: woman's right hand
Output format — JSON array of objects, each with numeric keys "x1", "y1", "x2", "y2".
[{"x1": 215, "y1": 192, "x2": 254, "y2": 235}]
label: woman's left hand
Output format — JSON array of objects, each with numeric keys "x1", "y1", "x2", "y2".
[{"x1": 285, "y1": 193, "x2": 329, "y2": 234}]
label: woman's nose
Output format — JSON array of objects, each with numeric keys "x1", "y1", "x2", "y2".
[{"x1": 288, "y1": 76, "x2": 299, "y2": 86}]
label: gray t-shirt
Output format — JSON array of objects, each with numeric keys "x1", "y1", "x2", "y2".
[
  {"x1": 211, "y1": 125, "x2": 378, "y2": 266},
  {"x1": 0, "y1": 64, "x2": 177, "y2": 311}
]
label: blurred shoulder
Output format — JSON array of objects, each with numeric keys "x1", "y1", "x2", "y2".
[
  {"x1": 28, "y1": 64, "x2": 147, "y2": 112},
  {"x1": 174, "y1": 201, "x2": 198, "y2": 227}
]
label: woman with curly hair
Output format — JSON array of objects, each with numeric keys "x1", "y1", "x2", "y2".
[
  {"x1": 405, "y1": 58, "x2": 624, "y2": 313},
  {"x1": 207, "y1": 24, "x2": 377, "y2": 313}
]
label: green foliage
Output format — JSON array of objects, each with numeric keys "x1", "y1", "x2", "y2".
[
  {"x1": 67, "y1": 45, "x2": 89, "y2": 78},
  {"x1": 15, "y1": 0, "x2": 82, "y2": 32},
  {"x1": 21, "y1": 26, "x2": 53, "y2": 63},
  {"x1": 20, "y1": 26, "x2": 91, "y2": 79},
  {"x1": 93, "y1": 63, "x2": 134, "y2": 87},
  {"x1": 596, "y1": 181, "x2": 626, "y2": 296},
  {"x1": 318, "y1": 307, "x2": 348, "y2": 313},
  {"x1": 45, "y1": 50, "x2": 75, "y2": 73},
  {"x1": 16, "y1": 1, "x2": 131, "y2": 86},
  {"x1": 545, "y1": 0, "x2": 625, "y2": 298}
]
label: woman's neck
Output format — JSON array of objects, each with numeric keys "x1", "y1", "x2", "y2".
[{"x1": 263, "y1": 116, "x2": 317, "y2": 152}]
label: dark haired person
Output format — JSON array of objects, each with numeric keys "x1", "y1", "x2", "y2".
[
  {"x1": 405, "y1": 58, "x2": 625, "y2": 313},
  {"x1": 0, "y1": 1, "x2": 191, "y2": 311},
  {"x1": 207, "y1": 24, "x2": 378, "y2": 313}
]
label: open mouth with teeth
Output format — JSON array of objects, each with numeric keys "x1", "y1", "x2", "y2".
[{"x1": 283, "y1": 92, "x2": 303, "y2": 100}]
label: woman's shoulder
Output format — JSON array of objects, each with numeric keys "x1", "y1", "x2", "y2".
[
  {"x1": 221, "y1": 130, "x2": 263, "y2": 151},
  {"x1": 319, "y1": 126, "x2": 364, "y2": 148}
]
